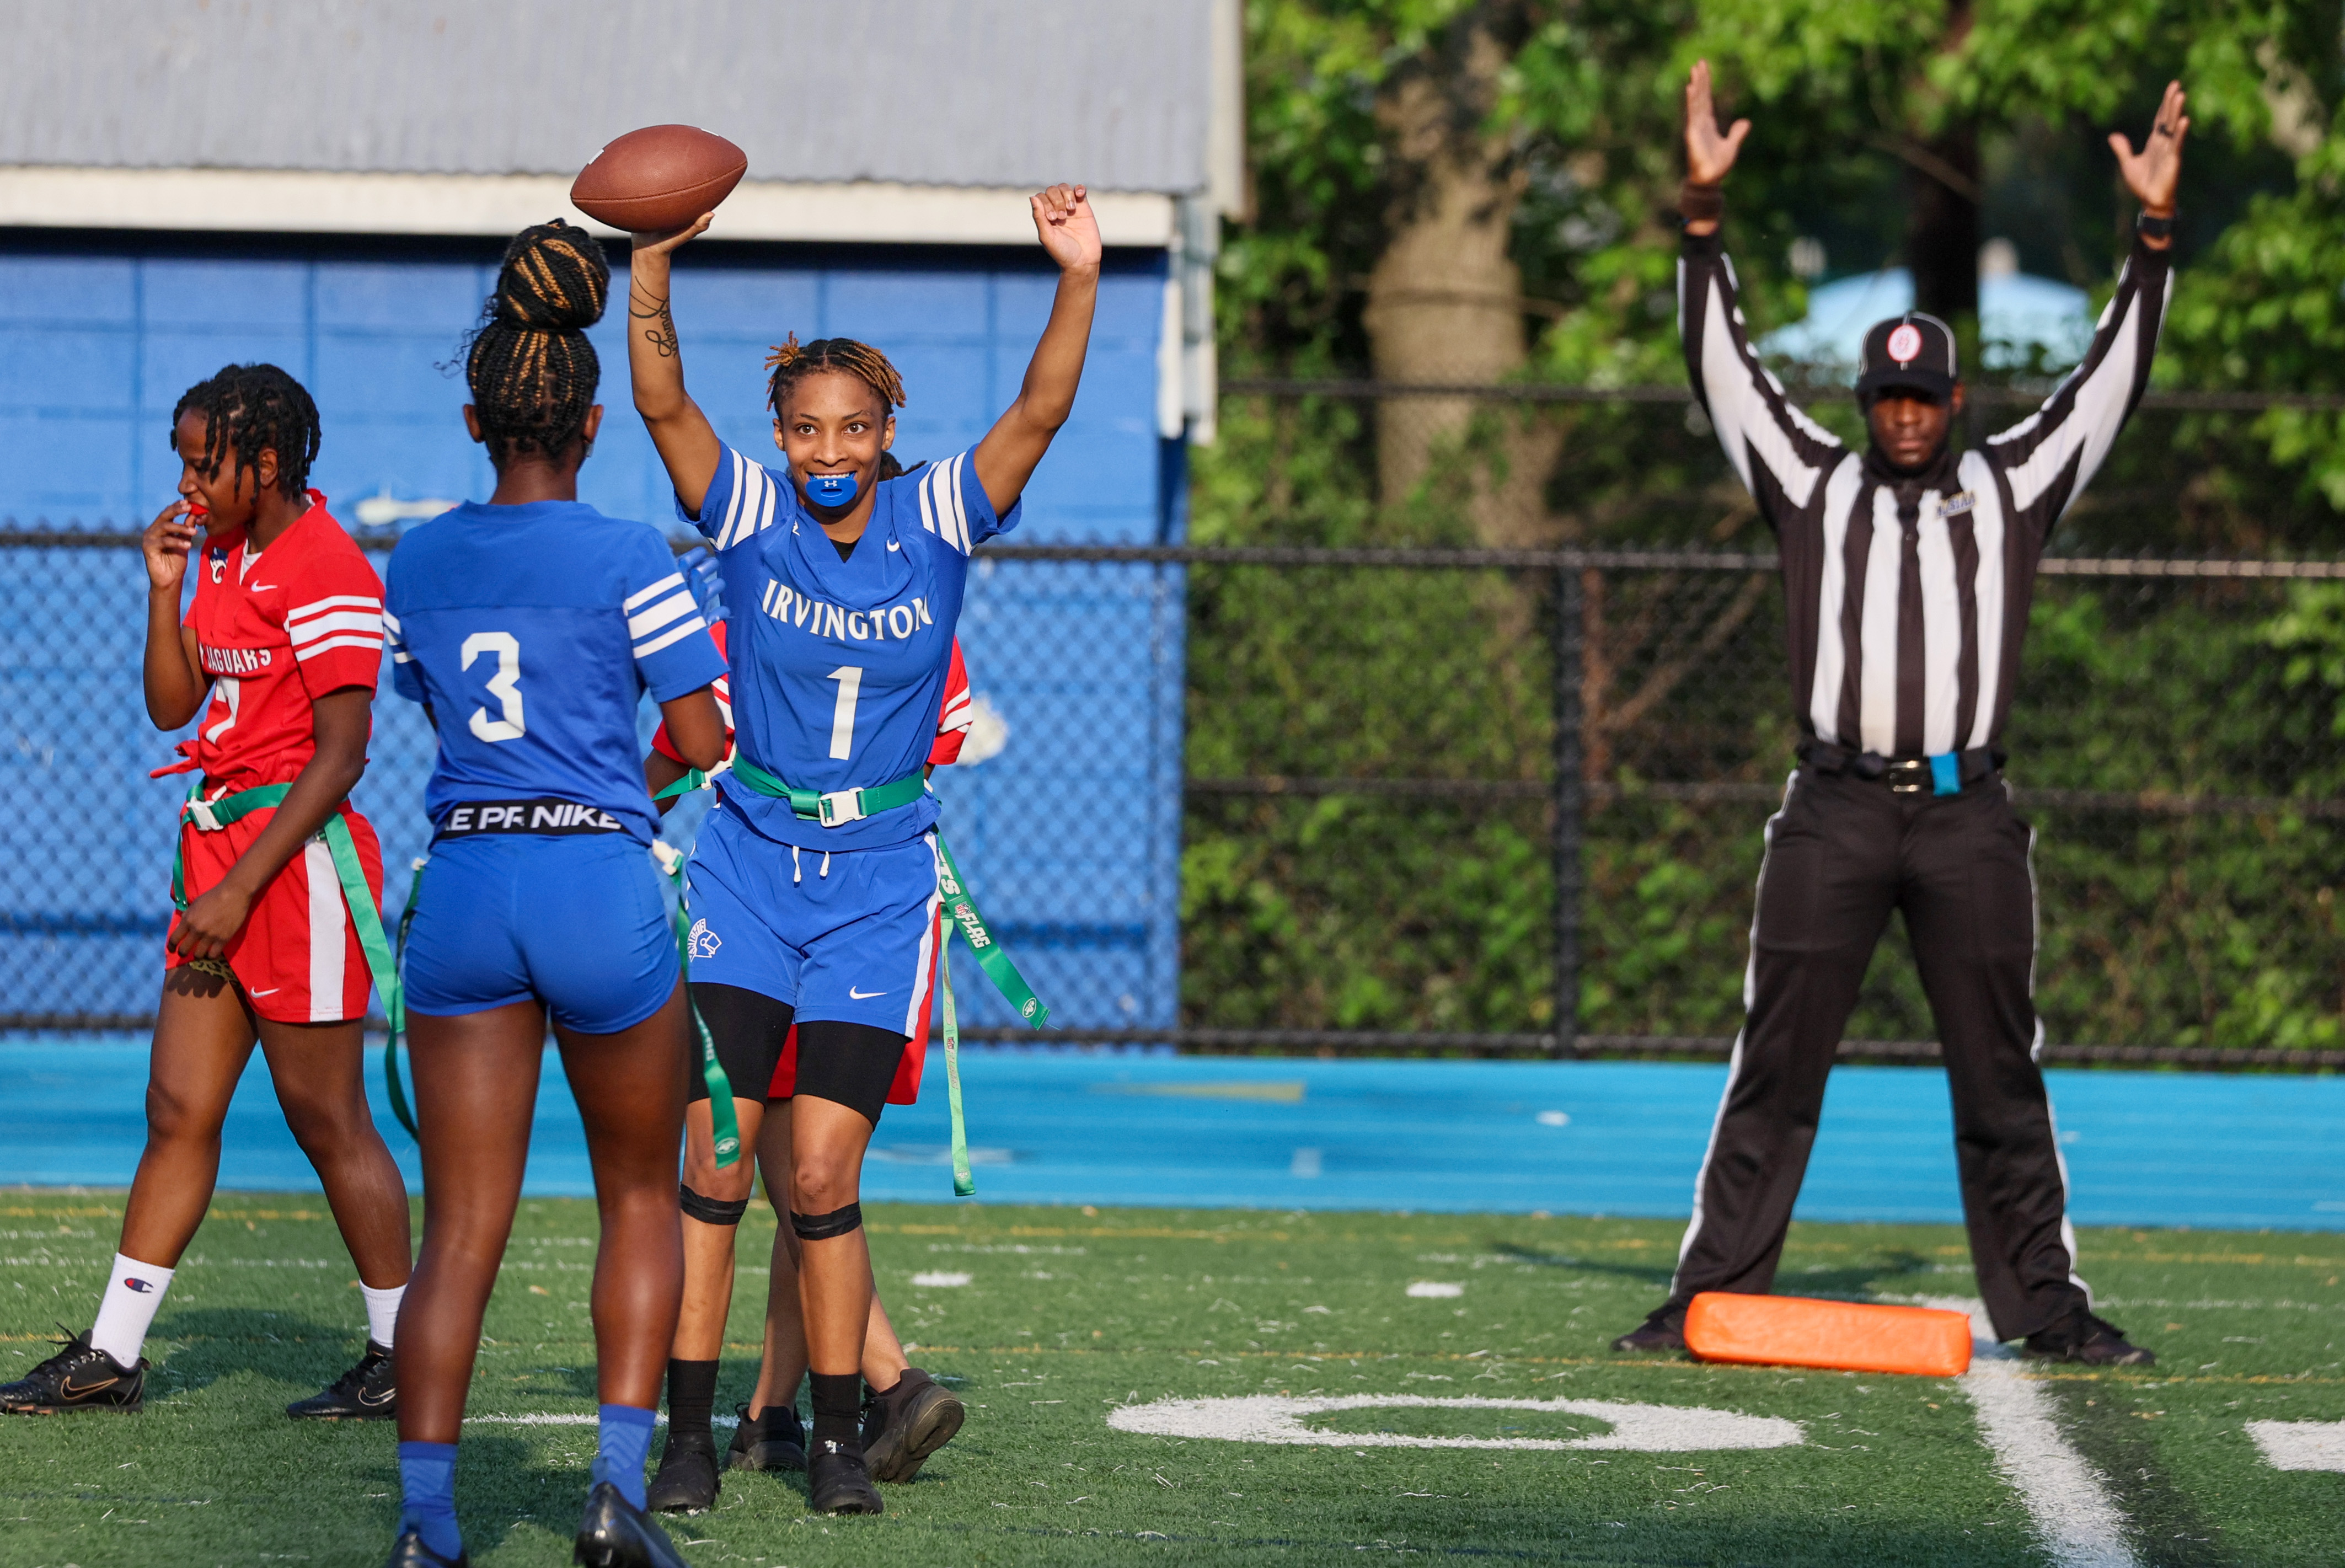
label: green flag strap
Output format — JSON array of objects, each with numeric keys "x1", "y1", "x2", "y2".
[
  {"x1": 172, "y1": 782, "x2": 411, "y2": 1134},
  {"x1": 726, "y1": 757, "x2": 929, "y2": 827},
  {"x1": 654, "y1": 841, "x2": 742, "y2": 1168},
  {"x1": 380, "y1": 859, "x2": 427, "y2": 1138},
  {"x1": 939, "y1": 940, "x2": 975, "y2": 1197},
  {"x1": 934, "y1": 833, "x2": 1050, "y2": 1029}
]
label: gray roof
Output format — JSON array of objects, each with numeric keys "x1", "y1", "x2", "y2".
[{"x1": 2, "y1": 0, "x2": 1220, "y2": 194}]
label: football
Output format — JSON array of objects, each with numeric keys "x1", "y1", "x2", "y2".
[{"x1": 570, "y1": 125, "x2": 747, "y2": 233}]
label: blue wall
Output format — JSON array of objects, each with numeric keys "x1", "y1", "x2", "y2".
[{"x1": 0, "y1": 233, "x2": 1184, "y2": 1031}]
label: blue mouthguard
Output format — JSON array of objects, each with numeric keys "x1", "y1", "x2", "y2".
[{"x1": 803, "y1": 471, "x2": 859, "y2": 509}]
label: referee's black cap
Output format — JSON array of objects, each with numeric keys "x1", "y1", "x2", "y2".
[{"x1": 1856, "y1": 312, "x2": 1959, "y2": 405}]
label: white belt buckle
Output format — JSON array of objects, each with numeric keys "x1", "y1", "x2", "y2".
[
  {"x1": 817, "y1": 788, "x2": 865, "y2": 827},
  {"x1": 183, "y1": 799, "x2": 224, "y2": 832}
]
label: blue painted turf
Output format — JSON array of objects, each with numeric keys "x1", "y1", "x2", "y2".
[{"x1": 4, "y1": 1035, "x2": 2339, "y2": 1231}]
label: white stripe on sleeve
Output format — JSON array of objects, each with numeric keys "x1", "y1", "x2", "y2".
[
  {"x1": 287, "y1": 609, "x2": 383, "y2": 646},
  {"x1": 627, "y1": 590, "x2": 698, "y2": 639},
  {"x1": 624, "y1": 572, "x2": 685, "y2": 613},
  {"x1": 297, "y1": 634, "x2": 390, "y2": 662},
  {"x1": 288, "y1": 593, "x2": 383, "y2": 625},
  {"x1": 634, "y1": 615, "x2": 709, "y2": 659}
]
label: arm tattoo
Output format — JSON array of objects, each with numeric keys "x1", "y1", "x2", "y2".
[{"x1": 630, "y1": 289, "x2": 680, "y2": 359}]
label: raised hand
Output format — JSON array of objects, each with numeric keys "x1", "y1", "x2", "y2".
[
  {"x1": 1685, "y1": 60, "x2": 1750, "y2": 186},
  {"x1": 630, "y1": 211, "x2": 715, "y2": 261},
  {"x1": 2110, "y1": 81, "x2": 2188, "y2": 216},
  {"x1": 142, "y1": 498, "x2": 200, "y2": 593},
  {"x1": 1030, "y1": 184, "x2": 1102, "y2": 274}
]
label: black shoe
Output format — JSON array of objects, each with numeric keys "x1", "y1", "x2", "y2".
[
  {"x1": 289, "y1": 1339, "x2": 397, "y2": 1420},
  {"x1": 0, "y1": 1326, "x2": 144, "y2": 1414},
  {"x1": 807, "y1": 1438, "x2": 883, "y2": 1515},
  {"x1": 861, "y1": 1367, "x2": 965, "y2": 1483},
  {"x1": 2021, "y1": 1308, "x2": 2156, "y2": 1367},
  {"x1": 645, "y1": 1427, "x2": 719, "y2": 1514},
  {"x1": 382, "y1": 1528, "x2": 468, "y2": 1567},
  {"x1": 725, "y1": 1401, "x2": 807, "y2": 1472},
  {"x1": 1610, "y1": 1304, "x2": 1688, "y2": 1355},
  {"x1": 572, "y1": 1481, "x2": 688, "y2": 1568}
]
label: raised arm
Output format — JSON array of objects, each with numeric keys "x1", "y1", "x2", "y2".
[
  {"x1": 627, "y1": 216, "x2": 725, "y2": 517},
  {"x1": 1986, "y1": 82, "x2": 2186, "y2": 536},
  {"x1": 1678, "y1": 61, "x2": 1843, "y2": 526},
  {"x1": 141, "y1": 499, "x2": 210, "y2": 728},
  {"x1": 971, "y1": 184, "x2": 1101, "y2": 516}
]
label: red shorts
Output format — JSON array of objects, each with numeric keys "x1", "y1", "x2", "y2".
[
  {"x1": 165, "y1": 804, "x2": 386, "y2": 1025},
  {"x1": 769, "y1": 909, "x2": 940, "y2": 1105}
]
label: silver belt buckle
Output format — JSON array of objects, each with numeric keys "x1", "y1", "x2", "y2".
[{"x1": 1884, "y1": 759, "x2": 1929, "y2": 794}]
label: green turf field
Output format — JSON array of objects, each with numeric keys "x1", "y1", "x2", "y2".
[{"x1": 3, "y1": 1192, "x2": 2341, "y2": 1567}]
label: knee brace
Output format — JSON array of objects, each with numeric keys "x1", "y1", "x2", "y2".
[
  {"x1": 789, "y1": 1202, "x2": 863, "y2": 1240},
  {"x1": 679, "y1": 1184, "x2": 749, "y2": 1227}
]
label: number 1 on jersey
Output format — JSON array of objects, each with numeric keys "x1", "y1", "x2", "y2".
[{"x1": 826, "y1": 665, "x2": 863, "y2": 760}]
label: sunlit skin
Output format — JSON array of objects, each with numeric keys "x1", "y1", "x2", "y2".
[
  {"x1": 1867, "y1": 385, "x2": 1964, "y2": 473},
  {"x1": 774, "y1": 373, "x2": 896, "y2": 547}
]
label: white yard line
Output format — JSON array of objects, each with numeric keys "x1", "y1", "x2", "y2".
[{"x1": 1927, "y1": 1297, "x2": 2139, "y2": 1568}]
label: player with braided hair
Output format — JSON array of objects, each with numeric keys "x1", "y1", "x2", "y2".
[
  {"x1": 2, "y1": 364, "x2": 415, "y2": 1427},
  {"x1": 376, "y1": 220, "x2": 726, "y2": 1568},
  {"x1": 627, "y1": 183, "x2": 1099, "y2": 1514}
]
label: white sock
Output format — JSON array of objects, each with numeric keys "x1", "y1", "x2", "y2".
[
  {"x1": 89, "y1": 1254, "x2": 174, "y2": 1367},
  {"x1": 361, "y1": 1282, "x2": 406, "y2": 1349}
]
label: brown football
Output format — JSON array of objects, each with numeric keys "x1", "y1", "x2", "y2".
[{"x1": 571, "y1": 125, "x2": 747, "y2": 233}]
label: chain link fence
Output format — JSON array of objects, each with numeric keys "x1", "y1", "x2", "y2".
[{"x1": 8, "y1": 383, "x2": 2345, "y2": 1068}]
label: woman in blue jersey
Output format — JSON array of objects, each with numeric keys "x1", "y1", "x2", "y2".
[
  {"x1": 625, "y1": 183, "x2": 1099, "y2": 1513},
  {"x1": 377, "y1": 221, "x2": 727, "y2": 1568}
]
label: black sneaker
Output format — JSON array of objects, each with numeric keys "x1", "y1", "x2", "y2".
[
  {"x1": 382, "y1": 1528, "x2": 468, "y2": 1567},
  {"x1": 644, "y1": 1427, "x2": 719, "y2": 1513},
  {"x1": 1609, "y1": 1303, "x2": 1688, "y2": 1354},
  {"x1": 288, "y1": 1339, "x2": 397, "y2": 1420},
  {"x1": 572, "y1": 1480, "x2": 688, "y2": 1568},
  {"x1": 0, "y1": 1327, "x2": 144, "y2": 1414},
  {"x1": 861, "y1": 1367, "x2": 965, "y2": 1483},
  {"x1": 806, "y1": 1437, "x2": 882, "y2": 1515},
  {"x1": 725, "y1": 1401, "x2": 807, "y2": 1472},
  {"x1": 2021, "y1": 1308, "x2": 2155, "y2": 1367}
]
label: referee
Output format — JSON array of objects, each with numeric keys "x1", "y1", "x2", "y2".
[{"x1": 1611, "y1": 64, "x2": 2189, "y2": 1367}]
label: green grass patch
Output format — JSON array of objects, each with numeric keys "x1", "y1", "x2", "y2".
[{"x1": 2, "y1": 1193, "x2": 2341, "y2": 1565}]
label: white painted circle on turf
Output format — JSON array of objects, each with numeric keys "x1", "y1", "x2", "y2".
[
  {"x1": 1407, "y1": 1281, "x2": 1464, "y2": 1298},
  {"x1": 912, "y1": 1270, "x2": 972, "y2": 1287},
  {"x1": 1109, "y1": 1394, "x2": 1802, "y2": 1453}
]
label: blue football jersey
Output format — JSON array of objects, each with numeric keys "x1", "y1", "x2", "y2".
[
  {"x1": 386, "y1": 500, "x2": 727, "y2": 844},
  {"x1": 681, "y1": 443, "x2": 1019, "y2": 850}
]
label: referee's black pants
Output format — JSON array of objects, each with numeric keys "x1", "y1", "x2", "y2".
[{"x1": 1663, "y1": 767, "x2": 2088, "y2": 1342}]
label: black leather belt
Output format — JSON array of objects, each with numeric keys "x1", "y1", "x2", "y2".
[
  {"x1": 1798, "y1": 740, "x2": 2004, "y2": 796},
  {"x1": 434, "y1": 798, "x2": 627, "y2": 838}
]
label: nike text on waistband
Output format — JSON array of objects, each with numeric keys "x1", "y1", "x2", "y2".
[
  {"x1": 434, "y1": 799, "x2": 628, "y2": 838},
  {"x1": 723, "y1": 758, "x2": 929, "y2": 827}
]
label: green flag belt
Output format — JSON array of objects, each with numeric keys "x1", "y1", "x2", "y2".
[{"x1": 651, "y1": 839, "x2": 742, "y2": 1168}]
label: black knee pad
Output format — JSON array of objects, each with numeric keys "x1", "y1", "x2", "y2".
[
  {"x1": 679, "y1": 1183, "x2": 749, "y2": 1226},
  {"x1": 790, "y1": 1202, "x2": 863, "y2": 1240}
]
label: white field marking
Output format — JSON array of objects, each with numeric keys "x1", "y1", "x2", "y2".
[
  {"x1": 1109, "y1": 1394, "x2": 1801, "y2": 1453},
  {"x1": 1407, "y1": 1281, "x2": 1464, "y2": 1298},
  {"x1": 1536, "y1": 1110, "x2": 1571, "y2": 1127},
  {"x1": 2247, "y1": 1420, "x2": 2345, "y2": 1471},
  {"x1": 913, "y1": 1271, "x2": 973, "y2": 1288},
  {"x1": 1926, "y1": 1297, "x2": 2140, "y2": 1568},
  {"x1": 1290, "y1": 1148, "x2": 1324, "y2": 1178},
  {"x1": 465, "y1": 1412, "x2": 741, "y2": 1429},
  {"x1": 869, "y1": 1144, "x2": 1016, "y2": 1166}
]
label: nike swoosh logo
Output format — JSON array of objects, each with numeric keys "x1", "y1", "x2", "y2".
[
  {"x1": 357, "y1": 1386, "x2": 395, "y2": 1407},
  {"x1": 249, "y1": 583, "x2": 279, "y2": 591},
  {"x1": 848, "y1": 987, "x2": 888, "y2": 999},
  {"x1": 248, "y1": 987, "x2": 280, "y2": 996},
  {"x1": 61, "y1": 1372, "x2": 119, "y2": 1397}
]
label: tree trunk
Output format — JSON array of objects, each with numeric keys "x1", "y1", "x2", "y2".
[
  {"x1": 1907, "y1": 117, "x2": 1980, "y2": 325},
  {"x1": 1362, "y1": 4, "x2": 1562, "y2": 545}
]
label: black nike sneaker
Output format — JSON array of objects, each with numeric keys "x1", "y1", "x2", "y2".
[
  {"x1": 861, "y1": 1367, "x2": 964, "y2": 1483},
  {"x1": 2020, "y1": 1308, "x2": 2156, "y2": 1367},
  {"x1": 644, "y1": 1426, "x2": 720, "y2": 1513},
  {"x1": 806, "y1": 1437, "x2": 883, "y2": 1515},
  {"x1": 288, "y1": 1339, "x2": 397, "y2": 1420},
  {"x1": 1609, "y1": 1303, "x2": 1688, "y2": 1355},
  {"x1": 0, "y1": 1327, "x2": 144, "y2": 1414},
  {"x1": 573, "y1": 1480, "x2": 688, "y2": 1568},
  {"x1": 725, "y1": 1401, "x2": 807, "y2": 1472},
  {"x1": 382, "y1": 1528, "x2": 468, "y2": 1567}
]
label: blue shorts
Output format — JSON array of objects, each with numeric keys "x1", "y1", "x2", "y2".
[
  {"x1": 403, "y1": 833, "x2": 679, "y2": 1035},
  {"x1": 682, "y1": 806, "x2": 942, "y2": 1036}
]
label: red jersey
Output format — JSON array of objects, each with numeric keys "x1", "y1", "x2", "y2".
[
  {"x1": 652, "y1": 620, "x2": 973, "y2": 768},
  {"x1": 178, "y1": 493, "x2": 384, "y2": 790}
]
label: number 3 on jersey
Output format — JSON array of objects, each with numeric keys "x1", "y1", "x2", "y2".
[
  {"x1": 463, "y1": 630, "x2": 526, "y2": 742},
  {"x1": 826, "y1": 665, "x2": 862, "y2": 759}
]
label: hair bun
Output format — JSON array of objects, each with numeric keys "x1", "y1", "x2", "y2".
[{"x1": 493, "y1": 219, "x2": 610, "y2": 333}]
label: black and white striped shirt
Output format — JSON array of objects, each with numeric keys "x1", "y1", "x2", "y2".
[{"x1": 1679, "y1": 231, "x2": 2171, "y2": 758}]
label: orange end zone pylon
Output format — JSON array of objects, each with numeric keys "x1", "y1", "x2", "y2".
[{"x1": 1683, "y1": 1292, "x2": 1973, "y2": 1377}]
